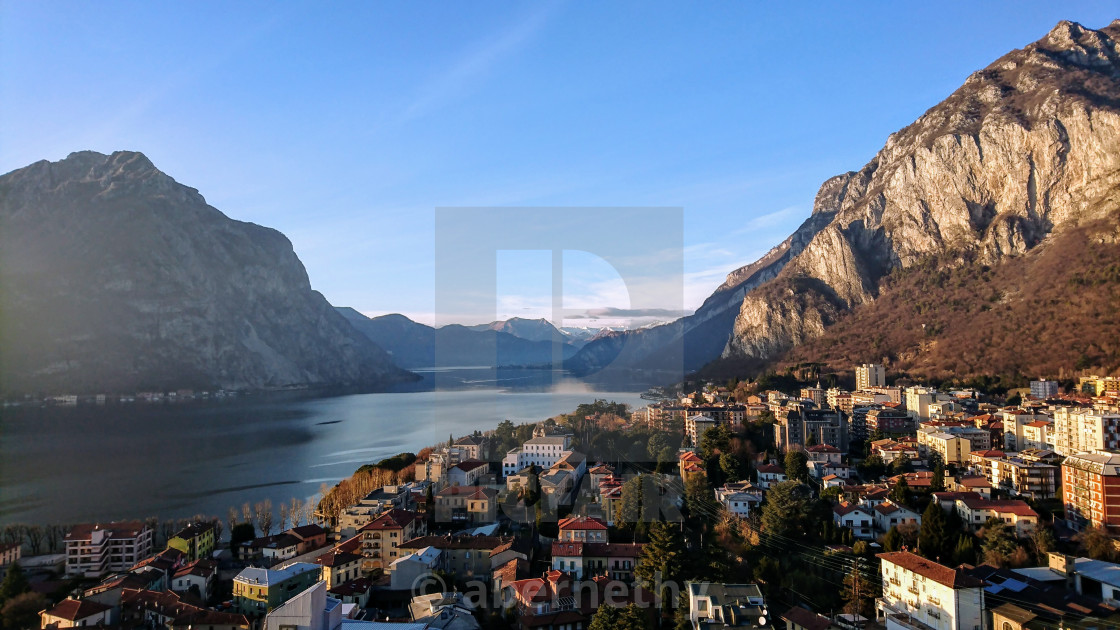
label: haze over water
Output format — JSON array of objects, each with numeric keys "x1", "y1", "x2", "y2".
[{"x1": 0, "y1": 368, "x2": 646, "y2": 526}]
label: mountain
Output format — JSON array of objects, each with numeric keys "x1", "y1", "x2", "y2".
[
  {"x1": 570, "y1": 19, "x2": 1120, "y2": 384},
  {"x1": 0, "y1": 150, "x2": 414, "y2": 395},
  {"x1": 467, "y1": 317, "x2": 574, "y2": 344},
  {"x1": 337, "y1": 309, "x2": 582, "y2": 369}
]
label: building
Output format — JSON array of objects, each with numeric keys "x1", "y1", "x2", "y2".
[
  {"x1": 447, "y1": 460, "x2": 489, "y2": 487},
  {"x1": 434, "y1": 486, "x2": 498, "y2": 525},
  {"x1": 756, "y1": 464, "x2": 787, "y2": 490},
  {"x1": 865, "y1": 409, "x2": 915, "y2": 438},
  {"x1": 918, "y1": 430, "x2": 971, "y2": 465},
  {"x1": 1051, "y1": 408, "x2": 1120, "y2": 456},
  {"x1": 876, "y1": 551, "x2": 984, "y2": 630},
  {"x1": 502, "y1": 434, "x2": 574, "y2": 477},
  {"x1": 359, "y1": 509, "x2": 425, "y2": 571},
  {"x1": 121, "y1": 588, "x2": 250, "y2": 629},
  {"x1": 232, "y1": 562, "x2": 322, "y2": 616},
  {"x1": 557, "y1": 516, "x2": 609, "y2": 542},
  {"x1": 989, "y1": 457, "x2": 1059, "y2": 500},
  {"x1": 65, "y1": 521, "x2": 155, "y2": 578},
  {"x1": 834, "y1": 503, "x2": 875, "y2": 540},
  {"x1": 872, "y1": 502, "x2": 922, "y2": 535},
  {"x1": 39, "y1": 598, "x2": 113, "y2": 628},
  {"x1": 685, "y1": 414, "x2": 720, "y2": 447},
  {"x1": 167, "y1": 521, "x2": 216, "y2": 563},
  {"x1": 686, "y1": 582, "x2": 770, "y2": 629},
  {"x1": 315, "y1": 546, "x2": 363, "y2": 589},
  {"x1": 398, "y1": 535, "x2": 513, "y2": 583},
  {"x1": 1030, "y1": 380, "x2": 1060, "y2": 399},
  {"x1": 716, "y1": 482, "x2": 764, "y2": 517},
  {"x1": 262, "y1": 581, "x2": 343, "y2": 630},
  {"x1": 933, "y1": 492, "x2": 1039, "y2": 537},
  {"x1": 781, "y1": 606, "x2": 835, "y2": 630},
  {"x1": 170, "y1": 559, "x2": 218, "y2": 600},
  {"x1": 551, "y1": 540, "x2": 643, "y2": 580},
  {"x1": 1062, "y1": 450, "x2": 1120, "y2": 534},
  {"x1": 389, "y1": 545, "x2": 441, "y2": 591},
  {"x1": 856, "y1": 364, "x2": 886, "y2": 391},
  {"x1": 777, "y1": 409, "x2": 849, "y2": 452},
  {"x1": 0, "y1": 543, "x2": 21, "y2": 570}
]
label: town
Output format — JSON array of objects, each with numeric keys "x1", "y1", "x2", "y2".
[{"x1": 3, "y1": 367, "x2": 1120, "y2": 630}]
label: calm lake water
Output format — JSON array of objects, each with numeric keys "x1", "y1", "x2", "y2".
[{"x1": 0, "y1": 368, "x2": 647, "y2": 526}]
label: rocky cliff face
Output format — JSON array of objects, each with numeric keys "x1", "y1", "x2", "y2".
[
  {"x1": 0, "y1": 151, "x2": 413, "y2": 394},
  {"x1": 723, "y1": 19, "x2": 1120, "y2": 363}
]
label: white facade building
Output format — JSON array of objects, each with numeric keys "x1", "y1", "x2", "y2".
[{"x1": 877, "y1": 551, "x2": 984, "y2": 630}]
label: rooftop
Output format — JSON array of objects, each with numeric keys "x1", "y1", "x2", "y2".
[{"x1": 878, "y1": 551, "x2": 984, "y2": 589}]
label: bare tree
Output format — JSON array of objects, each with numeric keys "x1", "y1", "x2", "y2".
[
  {"x1": 255, "y1": 499, "x2": 273, "y2": 536},
  {"x1": 227, "y1": 506, "x2": 239, "y2": 532},
  {"x1": 289, "y1": 498, "x2": 305, "y2": 527},
  {"x1": 242, "y1": 503, "x2": 253, "y2": 527},
  {"x1": 279, "y1": 503, "x2": 290, "y2": 532},
  {"x1": 24, "y1": 525, "x2": 44, "y2": 555},
  {"x1": 160, "y1": 520, "x2": 177, "y2": 546},
  {"x1": 211, "y1": 517, "x2": 224, "y2": 545},
  {"x1": 45, "y1": 524, "x2": 65, "y2": 553},
  {"x1": 2, "y1": 524, "x2": 25, "y2": 547}
]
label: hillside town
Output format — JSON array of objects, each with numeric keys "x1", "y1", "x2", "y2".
[{"x1": 3, "y1": 369, "x2": 1120, "y2": 630}]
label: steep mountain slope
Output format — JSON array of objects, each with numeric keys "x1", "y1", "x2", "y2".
[
  {"x1": 467, "y1": 317, "x2": 581, "y2": 346},
  {"x1": 0, "y1": 151, "x2": 413, "y2": 395},
  {"x1": 337, "y1": 309, "x2": 581, "y2": 369},
  {"x1": 721, "y1": 19, "x2": 1120, "y2": 374}
]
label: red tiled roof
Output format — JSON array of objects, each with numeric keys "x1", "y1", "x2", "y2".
[
  {"x1": 877, "y1": 551, "x2": 985, "y2": 588},
  {"x1": 557, "y1": 516, "x2": 607, "y2": 531},
  {"x1": 756, "y1": 464, "x2": 785, "y2": 474},
  {"x1": 806, "y1": 444, "x2": 840, "y2": 453},
  {"x1": 42, "y1": 598, "x2": 111, "y2": 621},
  {"x1": 287, "y1": 524, "x2": 327, "y2": 539},
  {"x1": 361, "y1": 509, "x2": 421, "y2": 531},
  {"x1": 65, "y1": 521, "x2": 149, "y2": 541},
  {"x1": 316, "y1": 549, "x2": 363, "y2": 567},
  {"x1": 451, "y1": 460, "x2": 489, "y2": 473},
  {"x1": 436, "y1": 485, "x2": 497, "y2": 499}
]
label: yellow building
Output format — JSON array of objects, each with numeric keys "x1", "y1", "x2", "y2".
[{"x1": 167, "y1": 521, "x2": 216, "y2": 563}]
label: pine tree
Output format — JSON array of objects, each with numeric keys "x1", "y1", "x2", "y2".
[
  {"x1": 889, "y1": 476, "x2": 910, "y2": 505},
  {"x1": 0, "y1": 562, "x2": 29, "y2": 603},
  {"x1": 784, "y1": 450, "x2": 809, "y2": 483},
  {"x1": 952, "y1": 534, "x2": 976, "y2": 565},
  {"x1": 930, "y1": 463, "x2": 946, "y2": 492},
  {"x1": 883, "y1": 526, "x2": 903, "y2": 552},
  {"x1": 918, "y1": 501, "x2": 950, "y2": 561},
  {"x1": 636, "y1": 521, "x2": 687, "y2": 596}
]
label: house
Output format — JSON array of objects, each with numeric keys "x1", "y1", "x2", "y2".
[
  {"x1": 39, "y1": 598, "x2": 113, "y2": 628},
  {"x1": 550, "y1": 541, "x2": 643, "y2": 581},
  {"x1": 715, "y1": 482, "x2": 764, "y2": 517},
  {"x1": 505, "y1": 569, "x2": 654, "y2": 630},
  {"x1": 0, "y1": 543, "x2": 21, "y2": 570},
  {"x1": 454, "y1": 435, "x2": 487, "y2": 461},
  {"x1": 557, "y1": 516, "x2": 608, "y2": 542},
  {"x1": 821, "y1": 474, "x2": 846, "y2": 490},
  {"x1": 833, "y1": 503, "x2": 875, "y2": 540},
  {"x1": 502, "y1": 434, "x2": 574, "y2": 477},
  {"x1": 232, "y1": 562, "x2": 321, "y2": 616},
  {"x1": 337, "y1": 483, "x2": 421, "y2": 538},
  {"x1": 806, "y1": 444, "x2": 842, "y2": 465},
  {"x1": 872, "y1": 501, "x2": 922, "y2": 535},
  {"x1": 950, "y1": 475, "x2": 993, "y2": 498},
  {"x1": 239, "y1": 533, "x2": 301, "y2": 566},
  {"x1": 448, "y1": 460, "x2": 489, "y2": 487},
  {"x1": 65, "y1": 521, "x2": 155, "y2": 578},
  {"x1": 389, "y1": 546, "x2": 441, "y2": 590},
  {"x1": 120, "y1": 588, "x2": 250, "y2": 629},
  {"x1": 398, "y1": 535, "x2": 513, "y2": 583},
  {"x1": 170, "y1": 559, "x2": 218, "y2": 600},
  {"x1": 327, "y1": 577, "x2": 371, "y2": 609},
  {"x1": 876, "y1": 551, "x2": 984, "y2": 630},
  {"x1": 686, "y1": 582, "x2": 769, "y2": 629},
  {"x1": 932, "y1": 492, "x2": 1038, "y2": 537},
  {"x1": 359, "y1": 508, "x2": 425, "y2": 571},
  {"x1": 434, "y1": 486, "x2": 499, "y2": 525},
  {"x1": 315, "y1": 547, "x2": 364, "y2": 589},
  {"x1": 286, "y1": 524, "x2": 329, "y2": 554},
  {"x1": 167, "y1": 521, "x2": 216, "y2": 563},
  {"x1": 686, "y1": 414, "x2": 720, "y2": 447},
  {"x1": 679, "y1": 451, "x2": 707, "y2": 481},
  {"x1": 755, "y1": 464, "x2": 786, "y2": 490},
  {"x1": 872, "y1": 440, "x2": 920, "y2": 464}
]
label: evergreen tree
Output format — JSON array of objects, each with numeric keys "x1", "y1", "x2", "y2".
[
  {"x1": 889, "y1": 476, "x2": 910, "y2": 505},
  {"x1": 684, "y1": 474, "x2": 719, "y2": 526},
  {"x1": 636, "y1": 521, "x2": 687, "y2": 591},
  {"x1": 930, "y1": 463, "x2": 946, "y2": 493},
  {"x1": 588, "y1": 605, "x2": 620, "y2": 630},
  {"x1": 720, "y1": 453, "x2": 745, "y2": 482},
  {"x1": 761, "y1": 481, "x2": 811, "y2": 539},
  {"x1": 619, "y1": 475, "x2": 646, "y2": 525},
  {"x1": 982, "y1": 519, "x2": 1019, "y2": 566},
  {"x1": 0, "y1": 562, "x2": 29, "y2": 603},
  {"x1": 784, "y1": 450, "x2": 809, "y2": 483},
  {"x1": 917, "y1": 501, "x2": 950, "y2": 561},
  {"x1": 842, "y1": 557, "x2": 874, "y2": 619},
  {"x1": 883, "y1": 526, "x2": 903, "y2": 552},
  {"x1": 951, "y1": 534, "x2": 976, "y2": 565},
  {"x1": 1, "y1": 591, "x2": 46, "y2": 630}
]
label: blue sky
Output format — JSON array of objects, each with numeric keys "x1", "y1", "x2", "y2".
[{"x1": 2, "y1": 2, "x2": 1116, "y2": 326}]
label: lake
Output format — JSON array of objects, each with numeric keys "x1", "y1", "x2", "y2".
[{"x1": 0, "y1": 368, "x2": 648, "y2": 526}]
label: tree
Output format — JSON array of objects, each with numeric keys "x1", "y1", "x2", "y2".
[
  {"x1": 647, "y1": 434, "x2": 669, "y2": 461},
  {"x1": 684, "y1": 475, "x2": 719, "y2": 525},
  {"x1": 917, "y1": 501, "x2": 949, "y2": 561},
  {"x1": 588, "y1": 606, "x2": 620, "y2": 630},
  {"x1": 1032, "y1": 525, "x2": 1057, "y2": 560},
  {"x1": 700, "y1": 424, "x2": 732, "y2": 458},
  {"x1": 279, "y1": 503, "x2": 290, "y2": 532},
  {"x1": 619, "y1": 475, "x2": 646, "y2": 525},
  {"x1": 784, "y1": 450, "x2": 809, "y2": 483},
  {"x1": 0, "y1": 562, "x2": 29, "y2": 603},
  {"x1": 1076, "y1": 525, "x2": 1118, "y2": 562},
  {"x1": 229, "y1": 523, "x2": 256, "y2": 551},
  {"x1": 636, "y1": 521, "x2": 687, "y2": 606},
  {"x1": 930, "y1": 464, "x2": 946, "y2": 493},
  {"x1": 820, "y1": 487, "x2": 843, "y2": 503},
  {"x1": 981, "y1": 519, "x2": 1019, "y2": 566},
  {"x1": 1, "y1": 591, "x2": 46, "y2": 630},
  {"x1": 761, "y1": 481, "x2": 812, "y2": 539},
  {"x1": 290, "y1": 497, "x2": 305, "y2": 527},
  {"x1": 857, "y1": 455, "x2": 886, "y2": 480},
  {"x1": 883, "y1": 526, "x2": 903, "y2": 552},
  {"x1": 720, "y1": 453, "x2": 746, "y2": 483},
  {"x1": 951, "y1": 534, "x2": 976, "y2": 566},
  {"x1": 843, "y1": 557, "x2": 874, "y2": 619},
  {"x1": 255, "y1": 499, "x2": 274, "y2": 535},
  {"x1": 889, "y1": 477, "x2": 910, "y2": 506}
]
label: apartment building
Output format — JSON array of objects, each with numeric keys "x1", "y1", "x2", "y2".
[
  {"x1": 777, "y1": 408, "x2": 849, "y2": 452},
  {"x1": 877, "y1": 551, "x2": 984, "y2": 630},
  {"x1": 502, "y1": 434, "x2": 574, "y2": 477},
  {"x1": 358, "y1": 509, "x2": 425, "y2": 571},
  {"x1": 1062, "y1": 450, "x2": 1120, "y2": 534},
  {"x1": 232, "y1": 562, "x2": 321, "y2": 616},
  {"x1": 856, "y1": 364, "x2": 886, "y2": 391},
  {"x1": 65, "y1": 521, "x2": 154, "y2": 578},
  {"x1": 1052, "y1": 408, "x2": 1120, "y2": 456},
  {"x1": 685, "y1": 414, "x2": 720, "y2": 447},
  {"x1": 167, "y1": 521, "x2": 216, "y2": 563}
]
